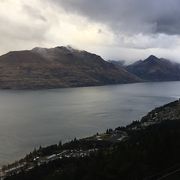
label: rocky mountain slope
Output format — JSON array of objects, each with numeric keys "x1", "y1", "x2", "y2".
[
  {"x1": 0, "y1": 46, "x2": 140, "y2": 89},
  {"x1": 126, "y1": 55, "x2": 180, "y2": 81}
]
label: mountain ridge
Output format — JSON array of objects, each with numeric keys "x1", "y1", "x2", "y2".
[
  {"x1": 1, "y1": 46, "x2": 180, "y2": 89},
  {"x1": 126, "y1": 55, "x2": 180, "y2": 81},
  {"x1": 0, "y1": 46, "x2": 141, "y2": 89}
]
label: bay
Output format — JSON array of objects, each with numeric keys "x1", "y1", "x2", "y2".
[{"x1": 0, "y1": 81, "x2": 180, "y2": 165}]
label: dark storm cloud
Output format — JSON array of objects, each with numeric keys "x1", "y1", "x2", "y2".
[{"x1": 50, "y1": 0, "x2": 180, "y2": 35}]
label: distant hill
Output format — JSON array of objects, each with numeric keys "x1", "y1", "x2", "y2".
[
  {"x1": 126, "y1": 55, "x2": 180, "y2": 81},
  {"x1": 0, "y1": 46, "x2": 140, "y2": 89}
]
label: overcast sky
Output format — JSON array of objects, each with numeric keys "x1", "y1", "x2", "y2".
[{"x1": 1, "y1": 0, "x2": 180, "y2": 62}]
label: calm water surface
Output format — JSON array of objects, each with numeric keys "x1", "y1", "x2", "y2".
[{"x1": 0, "y1": 81, "x2": 180, "y2": 165}]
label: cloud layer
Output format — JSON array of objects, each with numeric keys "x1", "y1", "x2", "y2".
[
  {"x1": 53, "y1": 0, "x2": 180, "y2": 35},
  {"x1": 1, "y1": 0, "x2": 180, "y2": 62}
]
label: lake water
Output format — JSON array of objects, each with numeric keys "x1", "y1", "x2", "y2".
[{"x1": 0, "y1": 81, "x2": 180, "y2": 165}]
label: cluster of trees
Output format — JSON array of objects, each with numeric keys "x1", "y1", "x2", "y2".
[{"x1": 5, "y1": 119, "x2": 180, "y2": 180}]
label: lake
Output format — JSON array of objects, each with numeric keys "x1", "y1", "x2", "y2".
[{"x1": 0, "y1": 81, "x2": 180, "y2": 165}]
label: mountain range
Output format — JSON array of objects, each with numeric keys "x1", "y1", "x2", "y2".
[
  {"x1": 0, "y1": 46, "x2": 140, "y2": 89},
  {"x1": 0, "y1": 46, "x2": 180, "y2": 89},
  {"x1": 125, "y1": 55, "x2": 180, "y2": 81}
]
